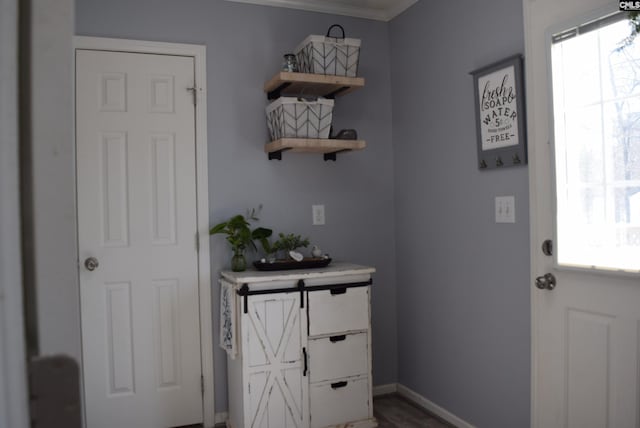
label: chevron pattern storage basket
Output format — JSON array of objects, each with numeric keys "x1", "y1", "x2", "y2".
[
  {"x1": 265, "y1": 97, "x2": 334, "y2": 141},
  {"x1": 294, "y1": 25, "x2": 361, "y2": 77}
]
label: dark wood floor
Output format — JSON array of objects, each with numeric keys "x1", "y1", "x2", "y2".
[{"x1": 374, "y1": 394, "x2": 456, "y2": 428}]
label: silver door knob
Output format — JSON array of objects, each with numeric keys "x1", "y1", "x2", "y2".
[
  {"x1": 535, "y1": 273, "x2": 556, "y2": 290},
  {"x1": 84, "y1": 257, "x2": 99, "y2": 271}
]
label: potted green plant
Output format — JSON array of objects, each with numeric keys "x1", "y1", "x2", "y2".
[
  {"x1": 210, "y1": 207, "x2": 272, "y2": 272},
  {"x1": 263, "y1": 233, "x2": 310, "y2": 260}
]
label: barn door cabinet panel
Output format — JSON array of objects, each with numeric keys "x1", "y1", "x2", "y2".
[{"x1": 223, "y1": 262, "x2": 376, "y2": 428}]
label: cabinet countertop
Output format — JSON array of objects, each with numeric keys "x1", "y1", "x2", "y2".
[{"x1": 220, "y1": 261, "x2": 375, "y2": 285}]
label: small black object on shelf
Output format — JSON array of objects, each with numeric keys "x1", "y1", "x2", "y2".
[{"x1": 332, "y1": 129, "x2": 358, "y2": 140}]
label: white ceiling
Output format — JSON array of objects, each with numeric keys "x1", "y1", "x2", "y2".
[{"x1": 222, "y1": 0, "x2": 418, "y2": 21}]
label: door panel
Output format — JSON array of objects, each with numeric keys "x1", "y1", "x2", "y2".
[
  {"x1": 105, "y1": 281, "x2": 135, "y2": 395},
  {"x1": 243, "y1": 293, "x2": 308, "y2": 428},
  {"x1": 153, "y1": 279, "x2": 180, "y2": 389},
  {"x1": 76, "y1": 49, "x2": 202, "y2": 428},
  {"x1": 565, "y1": 308, "x2": 612, "y2": 428},
  {"x1": 100, "y1": 132, "x2": 129, "y2": 247},
  {"x1": 537, "y1": 272, "x2": 640, "y2": 428}
]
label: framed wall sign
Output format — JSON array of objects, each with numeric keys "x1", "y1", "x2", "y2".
[{"x1": 470, "y1": 54, "x2": 527, "y2": 170}]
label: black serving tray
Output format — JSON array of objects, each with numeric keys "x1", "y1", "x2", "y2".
[{"x1": 253, "y1": 257, "x2": 332, "y2": 271}]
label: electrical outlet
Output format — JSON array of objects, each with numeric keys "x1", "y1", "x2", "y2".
[
  {"x1": 312, "y1": 204, "x2": 325, "y2": 225},
  {"x1": 495, "y1": 196, "x2": 516, "y2": 223}
]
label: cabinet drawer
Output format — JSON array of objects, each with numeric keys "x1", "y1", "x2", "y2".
[
  {"x1": 310, "y1": 377, "x2": 370, "y2": 428},
  {"x1": 308, "y1": 286, "x2": 369, "y2": 336},
  {"x1": 309, "y1": 333, "x2": 368, "y2": 383}
]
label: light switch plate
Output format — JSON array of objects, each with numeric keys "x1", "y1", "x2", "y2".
[
  {"x1": 312, "y1": 204, "x2": 325, "y2": 225},
  {"x1": 495, "y1": 196, "x2": 516, "y2": 223}
]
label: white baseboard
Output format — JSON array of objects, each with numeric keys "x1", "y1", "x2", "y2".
[
  {"x1": 214, "y1": 411, "x2": 228, "y2": 425},
  {"x1": 396, "y1": 384, "x2": 476, "y2": 428},
  {"x1": 372, "y1": 383, "x2": 398, "y2": 396}
]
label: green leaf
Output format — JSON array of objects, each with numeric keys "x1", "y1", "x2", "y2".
[
  {"x1": 251, "y1": 227, "x2": 272, "y2": 253},
  {"x1": 252, "y1": 227, "x2": 272, "y2": 240},
  {"x1": 209, "y1": 221, "x2": 228, "y2": 235},
  {"x1": 259, "y1": 238, "x2": 273, "y2": 254},
  {"x1": 227, "y1": 215, "x2": 250, "y2": 229}
]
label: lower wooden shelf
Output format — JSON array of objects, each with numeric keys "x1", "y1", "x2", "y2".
[{"x1": 265, "y1": 138, "x2": 366, "y2": 161}]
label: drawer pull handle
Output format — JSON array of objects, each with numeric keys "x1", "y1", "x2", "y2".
[
  {"x1": 330, "y1": 287, "x2": 347, "y2": 295},
  {"x1": 329, "y1": 335, "x2": 346, "y2": 343},
  {"x1": 302, "y1": 347, "x2": 308, "y2": 377},
  {"x1": 331, "y1": 381, "x2": 348, "y2": 389}
]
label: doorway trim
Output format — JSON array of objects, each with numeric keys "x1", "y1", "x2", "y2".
[
  {"x1": 1, "y1": 0, "x2": 29, "y2": 426},
  {"x1": 73, "y1": 36, "x2": 214, "y2": 427}
]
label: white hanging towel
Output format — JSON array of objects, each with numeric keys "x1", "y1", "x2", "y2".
[{"x1": 219, "y1": 279, "x2": 238, "y2": 359}]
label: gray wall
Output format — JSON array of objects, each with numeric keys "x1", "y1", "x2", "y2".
[
  {"x1": 75, "y1": 0, "x2": 398, "y2": 413},
  {"x1": 389, "y1": 1, "x2": 530, "y2": 427}
]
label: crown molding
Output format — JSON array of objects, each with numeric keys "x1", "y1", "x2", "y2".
[{"x1": 222, "y1": 0, "x2": 417, "y2": 21}]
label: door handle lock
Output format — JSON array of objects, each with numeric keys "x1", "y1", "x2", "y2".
[
  {"x1": 84, "y1": 257, "x2": 99, "y2": 271},
  {"x1": 535, "y1": 273, "x2": 556, "y2": 290}
]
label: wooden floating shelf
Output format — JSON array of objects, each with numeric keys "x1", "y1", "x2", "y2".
[
  {"x1": 264, "y1": 72, "x2": 365, "y2": 99},
  {"x1": 265, "y1": 138, "x2": 366, "y2": 161},
  {"x1": 265, "y1": 138, "x2": 366, "y2": 153}
]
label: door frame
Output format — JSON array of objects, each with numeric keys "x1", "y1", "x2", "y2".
[
  {"x1": 73, "y1": 36, "x2": 215, "y2": 427},
  {"x1": 0, "y1": 0, "x2": 29, "y2": 426}
]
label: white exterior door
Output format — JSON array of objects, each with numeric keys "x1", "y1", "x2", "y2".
[
  {"x1": 243, "y1": 293, "x2": 309, "y2": 428},
  {"x1": 525, "y1": 1, "x2": 640, "y2": 427},
  {"x1": 76, "y1": 49, "x2": 203, "y2": 428}
]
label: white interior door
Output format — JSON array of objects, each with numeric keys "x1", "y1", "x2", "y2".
[
  {"x1": 525, "y1": 1, "x2": 640, "y2": 427},
  {"x1": 76, "y1": 49, "x2": 203, "y2": 428}
]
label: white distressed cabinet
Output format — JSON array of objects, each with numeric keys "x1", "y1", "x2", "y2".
[{"x1": 221, "y1": 263, "x2": 376, "y2": 428}]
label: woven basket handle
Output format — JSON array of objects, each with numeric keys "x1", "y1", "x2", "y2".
[{"x1": 326, "y1": 24, "x2": 345, "y2": 39}]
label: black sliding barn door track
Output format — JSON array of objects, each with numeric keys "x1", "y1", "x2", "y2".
[{"x1": 237, "y1": 278, "x2": 372, "y2": 314}]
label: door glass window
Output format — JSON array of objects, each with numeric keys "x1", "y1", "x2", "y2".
[{"x1": 551, "y1": 13, "x2": 640, "y2": 272}]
